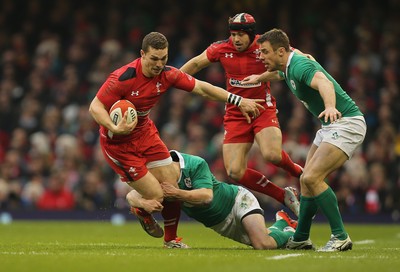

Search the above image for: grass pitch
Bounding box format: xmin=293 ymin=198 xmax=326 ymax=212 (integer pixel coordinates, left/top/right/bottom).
xmin=0 ymin=220 xmax=399 ymax=272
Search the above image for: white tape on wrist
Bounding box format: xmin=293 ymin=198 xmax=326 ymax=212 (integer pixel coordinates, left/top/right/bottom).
xmin=227 ymin=93 xmax=242 ymax=106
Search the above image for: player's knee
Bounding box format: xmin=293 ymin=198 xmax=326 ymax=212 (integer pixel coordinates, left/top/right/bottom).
xmin=126 ymin=190 xmax=164 ymax=204
xmin=300 ymin=171 xmax=320 ymax=188
xmin=125 ymin=191 xmax=135 ymax=206
xmin=262 ymin=150 xmax=282 ymax=164
xmin=154 ymin=195 xmax=164 ymax=203
xmin=226 ymin=166 xmax=245 ymax=181
xmin=151 ymin=192 xmax=164 ymax=203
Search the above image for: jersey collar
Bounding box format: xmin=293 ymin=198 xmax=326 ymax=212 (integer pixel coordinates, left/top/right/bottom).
xmin=169 ymin=150 xmax=185 ymax=168
xmin=286 ymin=51 xmax=295 ymax=76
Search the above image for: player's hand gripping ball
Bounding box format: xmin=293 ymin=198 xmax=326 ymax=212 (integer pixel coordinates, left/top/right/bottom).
xmin=108 ymin=100 xmax=138 ymax=138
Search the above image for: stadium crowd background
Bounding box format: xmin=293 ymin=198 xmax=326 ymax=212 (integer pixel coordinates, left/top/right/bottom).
xmin=0 ymin=0 xmax=399 ymax=220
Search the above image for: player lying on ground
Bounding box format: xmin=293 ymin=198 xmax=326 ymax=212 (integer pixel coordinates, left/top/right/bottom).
xmin=127 ymin=150 xmax=298 ymax=249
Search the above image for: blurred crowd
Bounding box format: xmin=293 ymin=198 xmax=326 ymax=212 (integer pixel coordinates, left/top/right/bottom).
xmin=0 ymin=0 xmax=399 ymax=219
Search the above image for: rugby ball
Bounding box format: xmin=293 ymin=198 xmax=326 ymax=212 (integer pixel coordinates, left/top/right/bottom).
xmin=108 ymin=100 xmax=138 ymax=138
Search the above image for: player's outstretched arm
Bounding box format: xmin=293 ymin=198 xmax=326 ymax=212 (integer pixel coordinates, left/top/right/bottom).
xmin=192 ymin=80 xmax=265 ymax=123
xmin=161 ymin=182 xmax=213 ymax=206
xmin=242 ymin=71 xmax=283 ymax=84
xmin=238 ymin=98 xmax=265 ymax=123
xmin=180 ymin=50 xmax=211 ymax=75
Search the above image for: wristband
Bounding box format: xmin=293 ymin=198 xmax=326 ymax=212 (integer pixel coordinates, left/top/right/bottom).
xmin=227 ymin=93 xmax=242 ymax=106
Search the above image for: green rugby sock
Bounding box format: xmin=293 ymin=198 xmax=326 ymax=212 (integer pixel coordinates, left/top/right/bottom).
xmin=270 ymin=218 xmax=288 ymax=231
xmin=268 ymin=228 xmax=294 ymax=248
xmin=314 ymin=187 xmax=347 ymax=240
xmin=293 ymin=195 xmax=318 ymax=242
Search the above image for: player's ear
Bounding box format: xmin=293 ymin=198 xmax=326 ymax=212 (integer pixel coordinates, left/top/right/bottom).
xmin=278 ymin=47 xmax=285 ymax=56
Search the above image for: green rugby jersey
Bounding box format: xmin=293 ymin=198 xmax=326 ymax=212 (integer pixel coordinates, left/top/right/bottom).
xmin=172 ymin=151 xmax=239 ymax=227
xmin=279 ymin=53 xmax=363 ymax=125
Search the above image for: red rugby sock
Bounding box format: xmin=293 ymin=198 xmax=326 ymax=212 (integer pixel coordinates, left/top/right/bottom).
xmin=238 ymin=168 xmax=285 ymax=203
xmin=134 ymin=207 xmax=150 ymax=217
xmin=275 ymin=150 xmax=303 ymax=178
xmin=161 ymin=200 xmax=182 ymax=242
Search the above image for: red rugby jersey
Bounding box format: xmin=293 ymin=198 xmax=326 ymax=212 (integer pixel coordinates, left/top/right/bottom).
xmin=96 ymin=58 xmax=196 ymax=137
xmin=206 ymin=34 xmax=276 ymax=116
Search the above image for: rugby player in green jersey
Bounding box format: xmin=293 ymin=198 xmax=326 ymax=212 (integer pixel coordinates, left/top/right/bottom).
xmin=242 ymin=28 xmax=366 ymax=252
xmin=127 ymin=150 xmax=298 ymax=250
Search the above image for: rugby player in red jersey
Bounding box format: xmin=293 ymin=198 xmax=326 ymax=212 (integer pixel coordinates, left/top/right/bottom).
xmin=89 ymin=32 xmax=264 ymax=248
xmin=180 ymin=13 xmax=305 ymax=217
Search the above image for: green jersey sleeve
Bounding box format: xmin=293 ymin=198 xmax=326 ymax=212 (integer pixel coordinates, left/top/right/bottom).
xmin=177 ymin=152 xmax=238 ymax=227
xmin=284 ymin=53 xmax=363 ymax=124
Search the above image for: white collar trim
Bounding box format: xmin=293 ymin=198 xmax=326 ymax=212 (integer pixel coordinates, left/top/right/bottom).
xmin=286 ymin=51 xmax=295 ymax=75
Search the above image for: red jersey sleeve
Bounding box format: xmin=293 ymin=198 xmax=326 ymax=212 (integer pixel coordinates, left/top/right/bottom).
xmin=164 ymin=66 xmax=196 ymax=92
xmin=96 ymin=72 xmax=129 ymax=110
xmin=206 ymin=40 xmax=227 ymax=62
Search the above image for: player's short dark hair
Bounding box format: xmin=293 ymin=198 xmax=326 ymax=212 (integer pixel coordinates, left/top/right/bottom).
xmin=142 ymin=32 xmax=169 ymax=52
xmin=257 ymin=28 xmax=290 ymax=51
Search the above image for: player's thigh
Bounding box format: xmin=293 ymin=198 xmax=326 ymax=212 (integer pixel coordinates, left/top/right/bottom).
xmin=304 ymin=142 xmax=348 ymax=182
xmin=222 ymin=142 xmax=252 ymax=172
xmin=304 ymin=144 xmax=318 ymax=169
xmin=127 ymin=171 xmax=164 ymax=201
xmin=255 ymin=126 xmax=283 ymax=157
xmin=242 ymin=214 xmax=276 ymax=249
xmin=149 ymin=163 xmax=180 ymax=186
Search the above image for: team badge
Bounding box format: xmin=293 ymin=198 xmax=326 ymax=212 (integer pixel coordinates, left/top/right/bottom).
xmin=156 ymin=82 xmax=162 ymax=95
xmin=253 ymin=48 xmax=261 ymax=61
xmin=184 ymin=177 xmax=192 ymax=188
xmin=332 ymin=131 xmax=339 ymax=140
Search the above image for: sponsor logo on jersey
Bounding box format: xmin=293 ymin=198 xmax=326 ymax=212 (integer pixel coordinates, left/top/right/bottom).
xmin=229 ymin=78 xmax=262 ymax=88
xmin=131 ymin=90 xmax=139 ymax=96
xmin=225 ymin=53 xmax=234 ymax=58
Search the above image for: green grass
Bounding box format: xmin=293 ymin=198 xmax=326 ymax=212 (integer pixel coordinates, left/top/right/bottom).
xmin=0 ymin=220 xmax=399 ymax=272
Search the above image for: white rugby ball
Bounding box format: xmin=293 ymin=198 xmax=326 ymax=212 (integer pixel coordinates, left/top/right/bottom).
xmin=108 ymin=100 xmax=138 ymax=138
